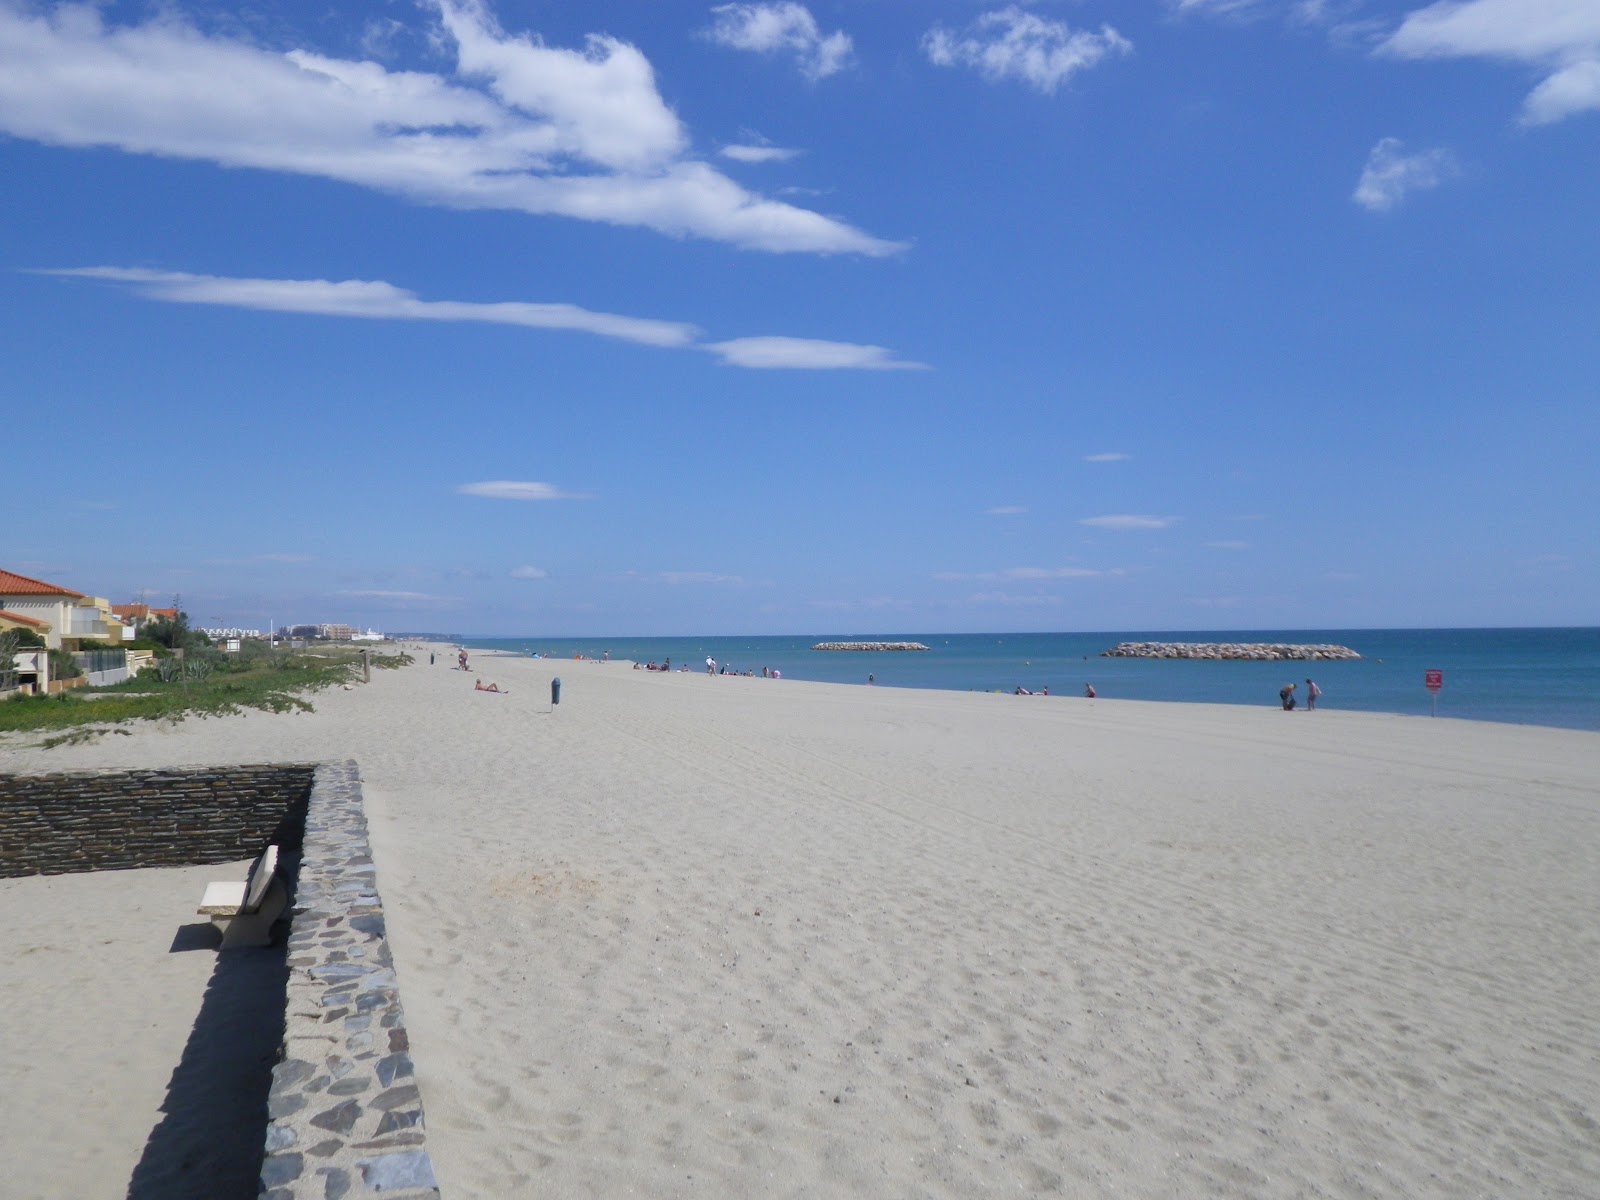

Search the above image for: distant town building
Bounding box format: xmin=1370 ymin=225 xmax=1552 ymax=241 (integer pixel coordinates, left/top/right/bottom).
xmin=112 ymin=603 xmax=179 ymax=636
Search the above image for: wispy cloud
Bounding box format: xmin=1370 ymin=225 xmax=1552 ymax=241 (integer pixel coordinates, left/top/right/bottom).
xmin=43 ymin=267 xmax=922 ymax=370
xmin=721 ymin=142 xmax=802 ymax=164
xmin=1379 ymin=0 xmax=1600 ymax=125
xmin=1353 ymin=137 xmax=1458 ymax=211
xmin=934 ymin=566 xmax=1120 ymax=581
xmin=0 ymin=1 xmax=898 ymax=254
xmin=1005 ymin=566 xmax=1119 ymax=580
xmin=1083 ymin=451 xmax=1129 ymax=463
xmin=605 ymin=569 xmax=753 ymax=586
xmin=44 ymin=267 xmax=698 ymax=348
xmin=985 ymin=505 xmax=1028 ymax=516
xmin=335 ymin=589 xmax=452 ymax=603
xmin=965 ymin=591 xmax=1062 ymax=607
xmin=657 ymin=571 xmax=748 ymax=586
xmin=705 ymin=336 xmax=926 ymax=370
xmin=509 ymin=565 xmax=547 ymax=579
xmin=204 ymin=553 xmax=318 ymax=566
xmin=805 ymin=595 xmax=906 ymax=611
xmin=1079 ymin=514 xmax=1176 ymax=530
xmin=704 ymin=3 xmax=853 ymax=81
xmin=1526 ymin=553 xmax=1572 ymax=571
xmin=458 ymin=481 xmax=588 ymax=501
xmin=923 ymin=7 xmax=1131 ymax=94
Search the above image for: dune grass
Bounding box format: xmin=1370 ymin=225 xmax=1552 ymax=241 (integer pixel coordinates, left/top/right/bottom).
xmin=1 ymin=647 xmax=411 ymax=746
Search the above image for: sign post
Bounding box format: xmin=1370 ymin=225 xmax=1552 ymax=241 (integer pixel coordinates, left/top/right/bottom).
xmin=1424 ymin=669 xmax=1443 ymax=717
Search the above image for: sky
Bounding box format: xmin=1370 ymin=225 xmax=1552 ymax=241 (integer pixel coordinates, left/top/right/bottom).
xmin=3 ymin=0 xmax=1596 ymax=636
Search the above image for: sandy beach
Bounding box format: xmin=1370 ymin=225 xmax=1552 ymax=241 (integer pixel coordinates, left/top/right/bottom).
xmin=3 ymin=647 xmax=1597 ymax=1199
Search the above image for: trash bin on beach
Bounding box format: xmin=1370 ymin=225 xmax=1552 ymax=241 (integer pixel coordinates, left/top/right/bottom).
xmin=551 ymin=677 xmax=561 ymax=706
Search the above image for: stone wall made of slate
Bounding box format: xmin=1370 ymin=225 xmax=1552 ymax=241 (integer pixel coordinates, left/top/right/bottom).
xmin=0 ymin=765 xmax=315 ymax=878
xmin=261 ymin=760 xmax=442 ymax=1200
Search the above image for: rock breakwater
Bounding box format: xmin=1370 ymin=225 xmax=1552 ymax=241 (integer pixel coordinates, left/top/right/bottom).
xmin=1102 ymin=642 xmax=1360 ymax=661
xmin=811 ymin=641 xmax=931 ymax=652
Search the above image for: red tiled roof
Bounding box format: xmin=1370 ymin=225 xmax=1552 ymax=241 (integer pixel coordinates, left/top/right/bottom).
xmin=0 ymin=608 xmax=51 ymax=630
xmin=0 ymin=568 xmax=85 ymax=598
xmin=113 ymin=603 xmax=179 ymax=621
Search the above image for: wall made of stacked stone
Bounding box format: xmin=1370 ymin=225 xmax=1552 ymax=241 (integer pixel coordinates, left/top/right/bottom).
xmin=0 ymin=765 xmax=314 ymax=878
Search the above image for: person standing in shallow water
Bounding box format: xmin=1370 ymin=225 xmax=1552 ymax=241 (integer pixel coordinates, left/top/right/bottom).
xmin=1305 ymin=678 xmax=1321 ymax=710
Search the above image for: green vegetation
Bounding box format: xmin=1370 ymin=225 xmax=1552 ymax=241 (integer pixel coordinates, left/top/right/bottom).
xmin=0 ymin=643 xmax=411 ymax=745
xmin=142 ymin=597 xmax=213 ymax=651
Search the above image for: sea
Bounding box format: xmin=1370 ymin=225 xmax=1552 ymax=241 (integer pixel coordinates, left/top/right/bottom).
xmin=461 ymin=628 xmax=1600 ymax=733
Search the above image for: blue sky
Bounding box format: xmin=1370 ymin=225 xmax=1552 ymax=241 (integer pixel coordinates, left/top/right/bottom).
xmin=4 ymin=0 xmax=1596 ymax=636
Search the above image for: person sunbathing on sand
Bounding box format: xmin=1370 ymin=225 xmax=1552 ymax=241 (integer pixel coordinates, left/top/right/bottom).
xmin=474 ymin=680 xmax=506 ymax=693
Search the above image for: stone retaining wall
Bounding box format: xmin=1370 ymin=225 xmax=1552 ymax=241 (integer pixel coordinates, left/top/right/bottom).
xmin=0 ymin=760 xmax=441 ymax=1196
xmin=0 ymin=764 xmax=315 ymax=878
xmin=261 ymin=761 xmax=441 ymax=1200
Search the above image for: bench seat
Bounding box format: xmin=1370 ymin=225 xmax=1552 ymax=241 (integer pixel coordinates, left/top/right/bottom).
xmin=199 ymin=845 xmax=288 ymax=948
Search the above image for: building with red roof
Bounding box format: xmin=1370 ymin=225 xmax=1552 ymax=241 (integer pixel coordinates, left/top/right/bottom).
xmin=0 ymin=568 xmax=127 ymax=649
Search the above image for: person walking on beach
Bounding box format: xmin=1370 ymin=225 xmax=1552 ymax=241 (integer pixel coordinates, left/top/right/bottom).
xmin=458 ymin=648 xmax=469 ymax=672
xmin=1305 ymin=678 xmax=1321 ymax=710
xmin=706 ymin=656 xmax=716 ymax=675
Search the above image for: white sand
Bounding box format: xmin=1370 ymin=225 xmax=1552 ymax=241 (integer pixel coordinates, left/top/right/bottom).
xmin=3 ymin=648 xmax=1597 ymax=1198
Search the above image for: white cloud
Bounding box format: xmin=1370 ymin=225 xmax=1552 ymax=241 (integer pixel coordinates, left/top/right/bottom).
xmin=658 ymin=571 xmax=747 ymax=586
xmin=923 ymin=7 xmax=1131 ymax=94
xmin=0 ymin=0 xmax=899 ymax=254
xmin=934 ymin=566 xmax=1119 ymax=581
xmin=509 ymin=565 xmax=547 ymax=579
xmin=458 ymin=481 xmax=588 ymax=501
xmin=46 ymin=266 xmax=922 ymax=369
xmin=704 ymin=3 xmax=853 ymax=80
xmin=1083 ymin=451 xmax=1130 ymax=462
xmin=1079 ymin=514 xmax=1175 ymax=530
xmin=721 ymin=142 xmax=801 ymax=163
xmin=966 ymin=591 xmax=1061 ymax=607
xmin=985 ymin=505 xmax=1028 ymax=515
xmin=205 ymin=553 xmax=318 ymax=566
xmin=46 ymin=267 xmax=699 ymax=347
xmin=705 ymin=336 xmax=927 ymax=370
xmin=1352 ymin=137 xmax=1459 ymax=211
xmin=1168 ymin=0 xmax=1264 ymax=15
xmin=1379 ymin=0 xmax=1600 ymax=124
xmin=1523 ymin=59 xmax=1600 ymax=124
xmin=1004 ymin=566 xmax=1116 ymax=579
xmin=335 ymin=589 xmax=452 ymax=603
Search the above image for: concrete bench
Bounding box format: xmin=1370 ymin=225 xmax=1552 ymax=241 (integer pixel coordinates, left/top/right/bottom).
xmin=198 ymin=845 xmax=288 ymax=948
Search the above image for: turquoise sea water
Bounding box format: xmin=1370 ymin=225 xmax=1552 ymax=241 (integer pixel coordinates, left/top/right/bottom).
xmin=462 ymin=628 xmax=1600 ymax=732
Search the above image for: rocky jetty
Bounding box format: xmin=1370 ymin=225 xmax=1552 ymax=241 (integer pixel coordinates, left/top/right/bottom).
xmin=1102 ymin=642 xmax=1360 ymax=661
xmin=811 ymin=641 xmax=931 ymax=652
